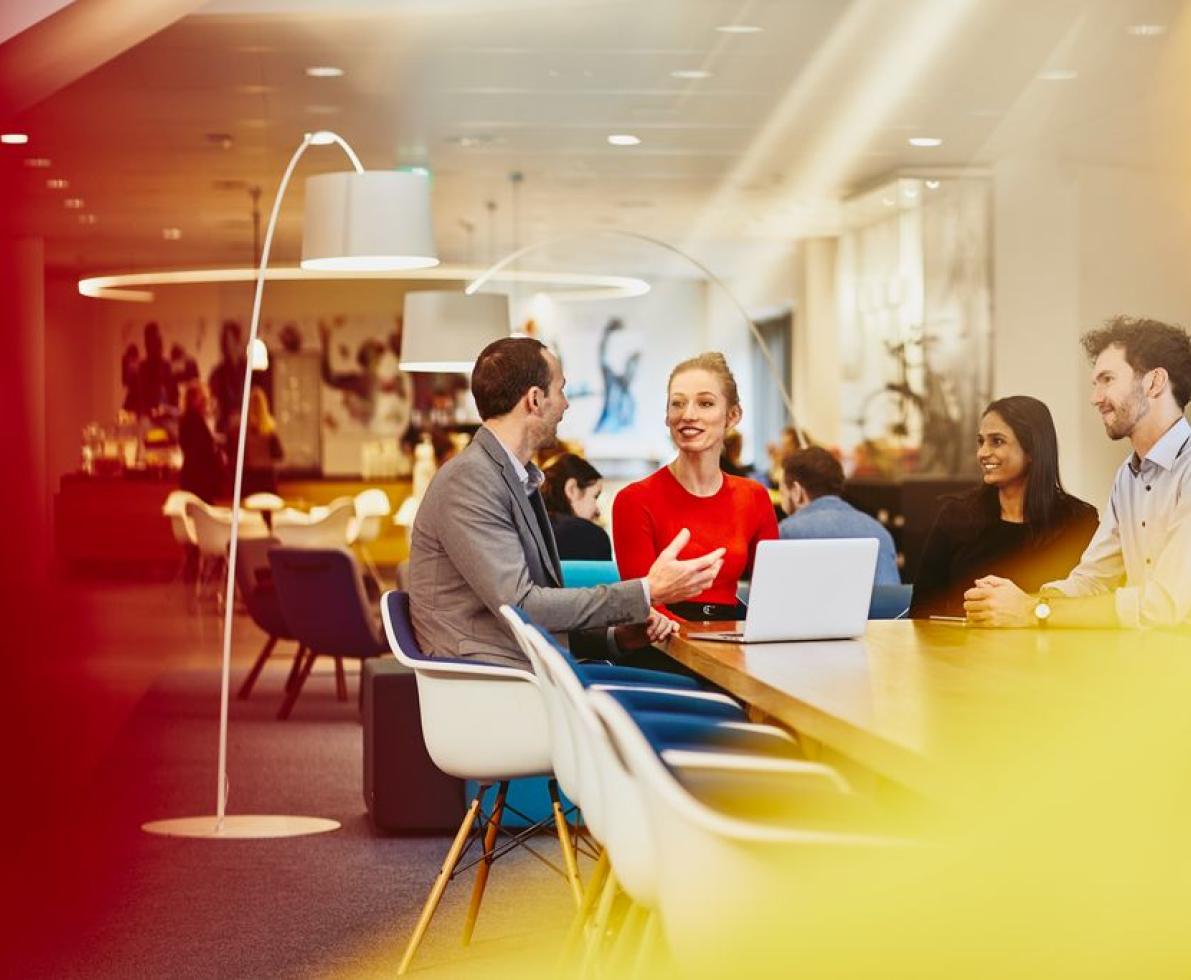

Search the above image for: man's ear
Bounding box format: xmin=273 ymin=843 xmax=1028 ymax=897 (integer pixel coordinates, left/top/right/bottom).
xmin=1146 ymin=366 xmax=1170 ymax=400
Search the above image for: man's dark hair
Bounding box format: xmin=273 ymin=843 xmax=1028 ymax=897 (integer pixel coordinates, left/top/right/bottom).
xmin=782 ymin=446 xmax=844 ymax=499
xmin=1081 ymin=315 xmax=1191 ymax=409
xmin=471 ymin=336 xmax=550 ymax=420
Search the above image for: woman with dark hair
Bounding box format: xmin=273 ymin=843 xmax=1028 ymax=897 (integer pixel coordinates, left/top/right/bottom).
xmin=178 ymin=381 xmax=224 ymax=503
xmin=541 ymin=452 xmax=613 ymax=560
xmin=909 ymin=395 xmax=1099 ymax=617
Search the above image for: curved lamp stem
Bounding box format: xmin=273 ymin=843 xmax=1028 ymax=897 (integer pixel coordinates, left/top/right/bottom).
xmin=216 ymin=131 xmax=361 ymax=829
xmin=465 ymin=230 xmax=800 ymax=434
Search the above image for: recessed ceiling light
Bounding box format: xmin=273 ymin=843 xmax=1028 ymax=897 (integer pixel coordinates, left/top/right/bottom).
xmin=1126 ymin=23 xmax=1166 ymax=36
xmin=715 ymin=24 xmax=763 ymax=34
xmin=670 ymin=69 xmax=712 ymax=80
xmin=1 ymin=133 xmax=30 ymax=144
xmin=24 ymin=157 xmax=51 ymax=168
xmin=925 ymin=179 xmax=941 ymax=190
xmin=63 ymin=197 xmax=84 ymax=209
xmin=607 ymin=134 xmax=641 ymax=146
xmin=78 ymin=214 xmax=98 ymax=225
xmin=305 ymin=66 xmax=344 ymax=78
xmin=162 ymin=227 xmax=182 ymax=240
xmin=46 ymin=178 xmax=69 ymax=189
xmin=1038 ymin=69 xmax=1078 ymax=81
xmin=908 ymin=137 xmax=943 ymax=147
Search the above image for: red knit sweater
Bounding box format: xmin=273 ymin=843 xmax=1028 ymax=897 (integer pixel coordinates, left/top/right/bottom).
xmin=612 ymin=466 xmax=778 ymax=609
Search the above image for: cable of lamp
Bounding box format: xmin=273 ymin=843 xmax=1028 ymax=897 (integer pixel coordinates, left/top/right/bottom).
xmin=464 ymin=229 xmax=800 ymax=434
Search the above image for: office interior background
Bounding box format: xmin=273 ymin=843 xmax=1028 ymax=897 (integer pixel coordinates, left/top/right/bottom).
xmin=2 ymin=0 xmax=1191 ymax=975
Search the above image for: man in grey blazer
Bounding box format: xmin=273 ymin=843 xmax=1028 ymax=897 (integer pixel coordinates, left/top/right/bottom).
xmin=409 ymin=336 xmax=725 ymax=667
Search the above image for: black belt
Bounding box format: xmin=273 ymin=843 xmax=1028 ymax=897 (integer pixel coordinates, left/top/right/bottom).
xmin=667 ymin=601 xmax=747 ymax=622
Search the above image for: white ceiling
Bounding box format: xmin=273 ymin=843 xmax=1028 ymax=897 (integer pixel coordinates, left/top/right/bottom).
xmin=3 ymin=0 xmax=1190 ymax=279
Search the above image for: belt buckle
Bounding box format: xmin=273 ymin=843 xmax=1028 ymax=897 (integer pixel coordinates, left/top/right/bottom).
xmin=702 ymin=603 xmax=714 ymax=618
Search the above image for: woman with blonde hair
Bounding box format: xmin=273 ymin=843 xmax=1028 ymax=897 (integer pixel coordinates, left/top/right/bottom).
xmin=613 ymin=352 xmax=777 ymax=620
xmin=233 ymin=385 xmax=284 ymax=495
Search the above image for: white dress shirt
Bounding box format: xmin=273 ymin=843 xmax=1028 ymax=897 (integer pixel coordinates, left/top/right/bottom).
xmin=1044 ymin=415 xmax=1191 ymax=628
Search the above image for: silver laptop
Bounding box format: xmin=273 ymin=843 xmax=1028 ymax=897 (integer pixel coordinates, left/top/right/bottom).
xmin=688 ymin=538 xmax=878 ymax=643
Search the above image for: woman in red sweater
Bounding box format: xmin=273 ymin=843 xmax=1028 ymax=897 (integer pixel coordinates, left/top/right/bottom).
xmin=613 ymin=352 xmax=777 ymax=621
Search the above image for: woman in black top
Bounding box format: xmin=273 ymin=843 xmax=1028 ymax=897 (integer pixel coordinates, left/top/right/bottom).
xmin=541 ymin=453 xmax=613 ymax=561
xmin=178 ymin=381 xmax=224 ymax=503
xmin=910 ymin=395 xmax=1099 ymax=618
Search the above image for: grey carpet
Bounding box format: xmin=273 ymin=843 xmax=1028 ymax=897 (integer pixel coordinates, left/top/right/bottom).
xmin=12 ymin=662 xmax=575 ymax=979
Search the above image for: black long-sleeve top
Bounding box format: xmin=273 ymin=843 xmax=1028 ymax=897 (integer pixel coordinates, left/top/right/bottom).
xmin=909 ymin=489 xmax=1100 ymax=618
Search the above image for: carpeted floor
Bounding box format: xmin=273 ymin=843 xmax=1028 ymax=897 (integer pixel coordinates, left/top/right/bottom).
xmin=4 ymin=581 xmax=580 ymax=979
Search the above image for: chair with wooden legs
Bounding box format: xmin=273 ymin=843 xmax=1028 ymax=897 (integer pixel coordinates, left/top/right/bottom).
xmin=380 ymin=590 xmax=583 ymax=975
xmin=268 ymin=548 xmax=388 ymax=719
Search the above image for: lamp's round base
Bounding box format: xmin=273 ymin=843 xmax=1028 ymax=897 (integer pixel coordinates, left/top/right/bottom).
xmin=141 ymin=815 xmax=341 ymax=839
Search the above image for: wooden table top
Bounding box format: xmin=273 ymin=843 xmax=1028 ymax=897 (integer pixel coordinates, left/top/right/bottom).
xmin=665 ymin=621 xmax=1191 ymax=798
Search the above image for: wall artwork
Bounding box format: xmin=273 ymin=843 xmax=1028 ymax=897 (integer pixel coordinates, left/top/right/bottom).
xmin=116 ymin=311 xmax=418 ymax=476
xmin=524 ymin=279 xmax=705 ymax=474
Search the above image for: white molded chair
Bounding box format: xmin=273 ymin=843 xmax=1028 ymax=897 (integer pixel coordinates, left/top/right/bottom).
xmin=272 ymin=497 xmax=354 ymax=548
xmin=162 ymin=489 xmax=202 ymax=548
xmin=380 ymin=589 xmax=582 ymax=975
xmin=588 ymin=689 xmax=914 ymax=976
xmin=352 ymin=487 xmax=392 ymax=543
xmin=183 ymin=499 xmax=266 ymax=608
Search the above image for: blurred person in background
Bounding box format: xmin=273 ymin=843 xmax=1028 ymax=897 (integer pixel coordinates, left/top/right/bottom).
xmin=178 ymin=381 xmax=223 ymax=504
xmin=208 ymin=319 xmax=247 ymax=436
xmin=911 ymin=395 xmax=1098 ymax=618
xmin=134 ymin=321 xmax=178 ymax=418
xmin=541 ymin=452 xmax=612 ymax=560
xmin=231 ymin=386 xmax=284 ymax=496
xmin=779 ymin=446 xmax=900 ymax=586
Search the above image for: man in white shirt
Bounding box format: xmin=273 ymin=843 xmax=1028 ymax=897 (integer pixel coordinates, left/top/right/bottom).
xmin=964 ymin=316 xmax=1191 ymax=629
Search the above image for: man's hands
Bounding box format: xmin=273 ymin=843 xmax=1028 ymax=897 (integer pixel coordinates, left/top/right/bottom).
xmin=645 ymin=528 xmax=726 ymax=606
xmin=614 ymin=608 xmax=680 ymax=651
xmin=963 ymin=575 xmax=1033 ymax=627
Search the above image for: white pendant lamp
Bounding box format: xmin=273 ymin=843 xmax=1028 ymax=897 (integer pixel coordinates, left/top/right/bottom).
xmin=302 ymin=171 xmax=438 ymax=271
xmin=400 ymin=290 xmax=510 ymax=373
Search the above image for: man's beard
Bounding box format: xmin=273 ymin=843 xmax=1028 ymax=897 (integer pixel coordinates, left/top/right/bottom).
xmin=1103 ymin=385 xmax=1148 ymax=440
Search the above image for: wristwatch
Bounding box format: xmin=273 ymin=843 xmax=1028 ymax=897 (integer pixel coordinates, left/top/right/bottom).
xmin=1032 ymin=598 xmax=1052 ymax=627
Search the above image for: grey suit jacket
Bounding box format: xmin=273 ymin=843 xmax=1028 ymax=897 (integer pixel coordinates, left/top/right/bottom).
xmin=408 ymin=426 xmax=649 ymax=667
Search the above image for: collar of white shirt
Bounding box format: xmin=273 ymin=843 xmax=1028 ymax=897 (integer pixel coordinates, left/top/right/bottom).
xmin=1129 ymin=415 xmax=1191 ymax=475
xmin=487 ymin=427 xmax=545 ymax=495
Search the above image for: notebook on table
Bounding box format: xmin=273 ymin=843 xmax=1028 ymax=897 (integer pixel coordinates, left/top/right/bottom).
xmin=688 ymin=538 xmax=878 ymax=643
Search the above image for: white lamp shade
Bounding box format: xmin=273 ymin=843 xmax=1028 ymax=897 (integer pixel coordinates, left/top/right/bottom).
xmin=400 ymin=290 xmax=510 ymax=373
xmin=301 ymin=171 xmax=438 ymax=271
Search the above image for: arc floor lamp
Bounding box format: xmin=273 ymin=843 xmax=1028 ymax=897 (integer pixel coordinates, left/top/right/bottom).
xmin=143 ymin=130 xmax=438 ymax=839
xmin=399 ymin=230 xmax=800 ymax=434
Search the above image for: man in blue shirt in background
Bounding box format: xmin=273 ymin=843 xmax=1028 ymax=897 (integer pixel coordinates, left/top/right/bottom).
xmin=778 ymin=446 xmax=901 ymax=585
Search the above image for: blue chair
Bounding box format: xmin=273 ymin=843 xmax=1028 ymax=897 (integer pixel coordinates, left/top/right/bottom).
xmin=560 ymin=559 xmax=620 ymax=588
xmin=868 ymin=584 xmax=913 ymax=620
xmin=268 ymin=547 xmax=389 ymax=719
xmin=233 ymin=535 xmax=303 ymax=699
